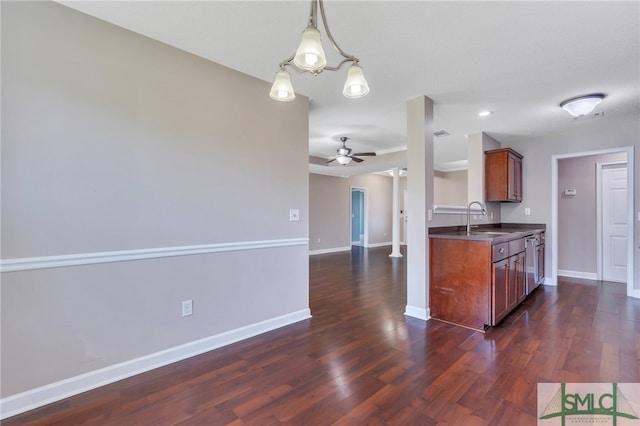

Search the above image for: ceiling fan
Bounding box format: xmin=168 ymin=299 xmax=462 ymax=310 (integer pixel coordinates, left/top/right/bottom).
xmin=327 ymin=137 xmax=377 ymax=165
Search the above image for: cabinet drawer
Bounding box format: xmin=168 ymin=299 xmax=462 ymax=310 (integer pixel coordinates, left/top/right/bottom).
xmin=509 ymin=238 xmax=525 ymax=254
xmin=493 ymin=242 xmax=509 ymax=262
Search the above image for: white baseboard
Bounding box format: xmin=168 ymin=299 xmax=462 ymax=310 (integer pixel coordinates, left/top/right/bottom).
xmin=558 ymin=269 xmax=598 ymax=280
xmin=309 ymin=246 xmax=351 ymax=256
xmin=367 ymin=242 xmax=391 ymax=248
xmin=542 ymin=277 xmax=555 ymax=286
xmin=0 ymin=309 xmax=311 ymax=420
xmin=632 ymin=289 xmax=640 ymax=299
xmin=404 ymin=305 xmax=430 ymax=321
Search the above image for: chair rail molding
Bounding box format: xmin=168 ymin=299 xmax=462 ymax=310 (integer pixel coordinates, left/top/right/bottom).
xmin=1 ymin=238 xmax=310 ymax=273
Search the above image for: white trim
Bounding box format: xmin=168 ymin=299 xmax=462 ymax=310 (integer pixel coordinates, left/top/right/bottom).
xmin=404 ymin=305 xmax=430 ymax=321
xmin=309 ymin=246 xmax=351 ymax=256
xmin=557 ymin=269 xmax=599 ymax=281
xmin=0 ymin=238 xmax=309 ymax=273
xmin=0 ymin=308 xmax=311 ymax=420
xmin=634 ymin=289 xmax=640 ymax=298
xmin=543 ymin=277 xmax=555 ymax=286
xmin=433 ymin=205 xmax=484 ymax=215
xmin=376 ymin=145 xmax=407 ymax=156
xmin=367 ymin=242 xmax=392 ymax=248
xmin=551 ymin=146 xmax=635 ymax=298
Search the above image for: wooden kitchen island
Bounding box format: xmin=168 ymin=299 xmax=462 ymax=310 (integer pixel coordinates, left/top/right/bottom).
xmin=429 ymin=224 xmax=545 ymax=332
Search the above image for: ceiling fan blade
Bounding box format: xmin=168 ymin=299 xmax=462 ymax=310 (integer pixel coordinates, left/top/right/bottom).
xmin=351 ymin=156 xmax=364 ymax=163
xmin=326 ymin=158 xmax=336 ymax=164
xmin=353 ymin=152 xmax=376 ymax=157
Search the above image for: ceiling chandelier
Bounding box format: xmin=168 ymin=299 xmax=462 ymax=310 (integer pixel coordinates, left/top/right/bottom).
xmin=560 ymin=94 xmax=605 ymax=117
xmin=269 ymin=0 xmax=370 ymax=102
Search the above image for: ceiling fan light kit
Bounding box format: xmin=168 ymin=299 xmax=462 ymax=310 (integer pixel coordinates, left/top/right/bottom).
xmin=560 ymin=94 xmax=605 ymax=117
xmin=336 ymin=156 xmax=352 ymax=165
xmin=327 ymin=136 xmax=376 ymax=166
xmin=270 ymin=0 xmax=369 ymax=102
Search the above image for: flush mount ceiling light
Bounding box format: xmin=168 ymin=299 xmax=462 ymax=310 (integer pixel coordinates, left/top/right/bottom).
xmin=560 ymin=94 xmax=605 ymax=117
xmin=477 ymin=111 xmax=493 ymax=117
xmin=269 ymin=0 xmax=369 ymax=102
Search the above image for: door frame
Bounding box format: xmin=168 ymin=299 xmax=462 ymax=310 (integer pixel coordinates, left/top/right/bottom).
xmin=551 ymin=145 xmax=635 ymax=297
xmin=596 ymin=161 xmax=628 ymax=281
xmin=349 ymin=187 xmax=369 ymax=247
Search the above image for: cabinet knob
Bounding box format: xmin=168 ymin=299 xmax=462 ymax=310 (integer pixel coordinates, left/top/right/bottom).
xmin=499 ymin=248 xmax=505 ymax=254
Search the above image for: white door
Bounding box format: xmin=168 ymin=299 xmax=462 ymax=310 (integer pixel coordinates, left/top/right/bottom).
xmin=601 ymin=164 xmax=628 ymax=283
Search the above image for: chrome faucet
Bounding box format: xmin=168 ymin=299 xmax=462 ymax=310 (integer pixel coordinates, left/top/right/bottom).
xmin=467 ymin=201 xmax=487 ymax=235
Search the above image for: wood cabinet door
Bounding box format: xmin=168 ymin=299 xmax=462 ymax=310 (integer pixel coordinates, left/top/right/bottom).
xmin=492 ymin=258 xmax=509 ymax=325
xmin=507 ymin=153 xmax=523 ymax=201
xmin=513 ymin=251 xmax=526 ymax=304
xmin=514 ymin=156 xmax=523 ymax=201
xmin=506 ymin=255 xmax=518 ymax=310
xmin=485 ymin=148 xmax=523 ymax=203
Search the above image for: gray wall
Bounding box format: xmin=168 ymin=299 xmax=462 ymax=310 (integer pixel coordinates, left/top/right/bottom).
xmin=309 ymin=174 xmax=350 ymax=251
xmin=1 ymin=1 xmax=309 ymax=397
xmin=309 ymin=173 xmax=399 ymax=252
xmin=558 ymin=153 xmax=627 ymax=275
xmin=503 ymin=115 xmax=639 ymax=289
xmin=434 ymin=170 xmax=467 ymax=206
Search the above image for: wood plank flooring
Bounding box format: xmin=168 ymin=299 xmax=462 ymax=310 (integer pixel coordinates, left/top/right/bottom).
xmin=5 ymin=246 xmax=639 ymax=425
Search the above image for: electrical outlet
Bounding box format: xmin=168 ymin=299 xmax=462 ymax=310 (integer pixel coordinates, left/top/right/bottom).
xmin=182 ymin=300 xmax=193 ymax=317
xmin=317 ymin=238 xmax=321 ymax=243
xmin=524 ymin=208 xmax=531 ymax=216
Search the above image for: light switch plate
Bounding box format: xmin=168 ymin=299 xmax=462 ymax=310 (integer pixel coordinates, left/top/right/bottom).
xmin=524 ymin=208 xmax=531 ymax=216
xmin=289 ymin=209 xmax=300 ymax=222
xmin=182 ymin=300 xmax=193 ymax=317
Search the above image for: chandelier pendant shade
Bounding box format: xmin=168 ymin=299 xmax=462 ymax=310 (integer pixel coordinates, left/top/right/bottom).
xmin=294 ymin=26 xmax=327 ymax=71
xmin=269 ymin=68 xmax=296 ymax=102
xmin=270 ymin=0 xmax=369 ymax=101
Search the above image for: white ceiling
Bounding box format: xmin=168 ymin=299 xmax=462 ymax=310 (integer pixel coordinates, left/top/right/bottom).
xmin=60 ymin=1 xmax=639 ymax=176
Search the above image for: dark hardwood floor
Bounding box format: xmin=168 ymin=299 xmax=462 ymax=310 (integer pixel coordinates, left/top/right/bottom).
xmin=5 ymin=246 xmax=639 ymax=425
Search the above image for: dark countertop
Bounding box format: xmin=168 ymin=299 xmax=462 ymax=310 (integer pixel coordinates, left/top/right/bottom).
xmin=429 ymin=223 xmax=546 ymax=243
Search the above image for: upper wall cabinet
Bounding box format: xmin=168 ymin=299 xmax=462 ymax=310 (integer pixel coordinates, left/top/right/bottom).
xmin=485 ymin=148 xmax=523 ymax=202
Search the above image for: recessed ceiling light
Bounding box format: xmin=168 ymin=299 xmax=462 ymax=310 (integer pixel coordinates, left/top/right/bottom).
xmin=477 ymin=111 xmax=493 ymax=117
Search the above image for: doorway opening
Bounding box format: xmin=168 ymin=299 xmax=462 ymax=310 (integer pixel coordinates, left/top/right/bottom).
xmin=551 ymin=146 xmax=634 ymax=297
xmin=350 ymin=187 xmax=368 ymax=247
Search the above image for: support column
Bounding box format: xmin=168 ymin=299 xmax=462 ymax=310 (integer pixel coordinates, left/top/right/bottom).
xmin=389 ymin=167 xmax=403 ymax=258
xmin=405 ymin=96 xmax=434 ymax=321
